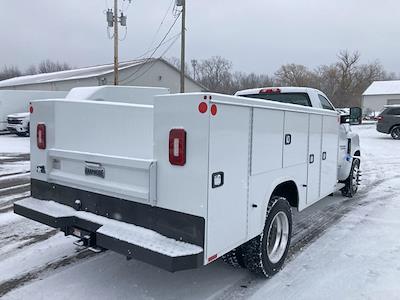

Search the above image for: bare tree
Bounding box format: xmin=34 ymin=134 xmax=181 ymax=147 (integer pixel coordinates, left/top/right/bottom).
xmin=197 ymin=56 xmax=233 ymax=93
xmin=38 ymin=59 xmax=71 ymax=74
xmin=176 ymin=52 xmax=396 ymax=106
xmin=230 ymin=72 xmax=274 ymax=94
xmin=165 ymin=57 xmax=190 ymax=76
xmin=275 ymin=64 xmax=316 ymax=87
xmin=25 ymin=65 xmax=38 ymax=75
xmin=0 ymin=65 xmax=22 ymax=81
xmin=315 ymin=64 xmax=340 ymax=102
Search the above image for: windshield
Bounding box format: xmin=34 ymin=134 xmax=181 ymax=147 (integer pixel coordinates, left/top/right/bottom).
xmin=240 ymin=93 xmax=312 ymax=107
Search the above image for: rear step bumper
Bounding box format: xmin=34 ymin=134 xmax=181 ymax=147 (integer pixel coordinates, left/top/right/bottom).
xmin=14 ymin=198 xmax=204 ymax=272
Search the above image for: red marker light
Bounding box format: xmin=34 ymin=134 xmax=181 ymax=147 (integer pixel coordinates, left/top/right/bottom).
xmin=29 ymin=105 xmax=33 ymax=114
xmin=259 ymin=88 xmax=281 ymax=94
xmin=169 ymin=129 xmax=186 ymax=166
xmin=211 ymin=104 xmax=217 ymax=116
xmin=198 ymin=102 xmax=208 ymax=114
xmin=37 ymin=124 xmax=46 ymax=150
xmin=208 ymin=254 xmax=218 ymax=263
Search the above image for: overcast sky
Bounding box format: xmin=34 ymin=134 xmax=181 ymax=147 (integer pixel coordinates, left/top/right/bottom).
xmin=1 ymin=0 xmax=399 ymax=75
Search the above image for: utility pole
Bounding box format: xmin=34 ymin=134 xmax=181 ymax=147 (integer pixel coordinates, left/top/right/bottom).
xmin=106 ymin=0 xmax=129 ymax=85
xmin=180 ymin=0 xmax=186 ymax=93
xmin=114 ymin=0 xmax=119 ymax=85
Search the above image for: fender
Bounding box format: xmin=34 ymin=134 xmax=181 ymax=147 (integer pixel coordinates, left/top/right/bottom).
xmin=260 ymin=176 xmax=301 ymax=230
xmin=338 ymin=127 xmax=361 ymax=181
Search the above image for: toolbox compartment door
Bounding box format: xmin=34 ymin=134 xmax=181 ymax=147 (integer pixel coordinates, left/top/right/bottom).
xmin=307 ymin=114 xmax=323 ymax=205
xmin=320 ymin=115 xmax=339 ymax=198
xmin=207 ymin=104 xmax=250 ymax=258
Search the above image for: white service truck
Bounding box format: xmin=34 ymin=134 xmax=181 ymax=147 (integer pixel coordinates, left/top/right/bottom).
xmin=14 ymin=86 xmax=361 ymax=277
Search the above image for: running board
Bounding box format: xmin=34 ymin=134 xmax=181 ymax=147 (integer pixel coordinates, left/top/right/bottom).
xmin=14 ymin=198 xmax=204 ymax=272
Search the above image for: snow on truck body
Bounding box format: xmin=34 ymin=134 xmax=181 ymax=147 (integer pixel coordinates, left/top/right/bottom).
xmin=14 ymin=86 xmax=361 ymax=275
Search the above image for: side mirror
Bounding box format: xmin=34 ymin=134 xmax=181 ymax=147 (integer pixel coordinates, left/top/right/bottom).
xmin=339 ymin=107 xmax=362 ymax=125
xmin=349 ymin=107 xmax=362 ymax=125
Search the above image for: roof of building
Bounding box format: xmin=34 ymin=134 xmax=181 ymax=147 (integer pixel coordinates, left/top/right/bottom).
xmin=363 ymin=80 xmax=400 ymax=96
xmin=0 ymin=58 xmax=205 ymax=90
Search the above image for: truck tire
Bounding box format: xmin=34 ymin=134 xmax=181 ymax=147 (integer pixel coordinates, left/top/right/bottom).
xmin=241 ymin=196 xmax=292 ymax=277
xmin=341 ymin=158 xmax=360 ymax=197
xmin=222 ymin=247 xmax=246 ymax=268
xmin=391 ymin=126 xmax=400 ymax=140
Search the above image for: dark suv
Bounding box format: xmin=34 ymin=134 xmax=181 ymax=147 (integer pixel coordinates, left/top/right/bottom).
xmin=376 ymin=106 xmax=400 ymax=139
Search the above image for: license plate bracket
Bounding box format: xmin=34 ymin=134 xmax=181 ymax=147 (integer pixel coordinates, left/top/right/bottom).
xmin=84 ymin=162 xmax=105 ymax=178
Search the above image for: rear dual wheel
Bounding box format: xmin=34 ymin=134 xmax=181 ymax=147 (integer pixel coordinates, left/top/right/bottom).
xmin=223 ymin=197 xmax=292 ymax=277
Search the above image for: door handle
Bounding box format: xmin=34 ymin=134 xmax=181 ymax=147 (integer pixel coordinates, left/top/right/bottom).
xmin=285 ymin=134 xmax=292 ymax=145
xmin=212 ymin=172 xmax=224 ymax=188
xmin=309 ymin=154 xmax=314 ymax=164
xmin=322 ymin=152 xmax=327 ymax=160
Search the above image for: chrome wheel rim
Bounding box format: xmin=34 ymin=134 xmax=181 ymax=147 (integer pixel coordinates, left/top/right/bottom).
xmin=267 ymin=211 xmax=289 ymax=264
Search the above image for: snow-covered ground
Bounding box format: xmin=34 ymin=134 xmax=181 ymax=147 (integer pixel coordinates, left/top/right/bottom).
xmin=0 ymin=135 xmax=30 ymax=154
xmin=1 ymin=125 xmax=400 ymax=299
xmin=0 ymin=135 xmax=30 ymax=177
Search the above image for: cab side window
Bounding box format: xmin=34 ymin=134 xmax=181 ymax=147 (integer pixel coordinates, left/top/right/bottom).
xmin=318 ymin=95 xmax=335 ymax=111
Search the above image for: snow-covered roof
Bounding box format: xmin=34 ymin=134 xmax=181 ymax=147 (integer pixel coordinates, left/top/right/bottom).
xmin=0 ymin=59 xmax=152 ymax=88
xmin=362 ymin=80 xmax=400 ymax=96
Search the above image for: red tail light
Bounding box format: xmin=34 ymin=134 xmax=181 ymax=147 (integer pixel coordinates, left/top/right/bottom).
xmin=37 ymin=124 xmax=46 ymax=150
xmin=260 ymin=88 xmax=281 ymax=94
xmin=169 ymin=129 xmax=186 ymax=166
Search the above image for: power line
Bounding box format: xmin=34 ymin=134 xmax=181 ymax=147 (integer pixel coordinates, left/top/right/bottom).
xmin=119 ymin=27 xmax=128 ymax=41
xmin=146 ymin=0 xmax=175 ymax=51
xmin=119 ymin=10 xmax=182 ymax=84
xmin=125 ymin=33 xmax=181 ymax=83
xmin=135 ymin=32 xmax=181 ymax=59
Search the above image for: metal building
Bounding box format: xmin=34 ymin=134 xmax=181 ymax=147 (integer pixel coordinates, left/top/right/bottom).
xmin=0 ymin=59 xmax=206 ymax=94
xmin=362 ymin=80 xmax=400 ymax=114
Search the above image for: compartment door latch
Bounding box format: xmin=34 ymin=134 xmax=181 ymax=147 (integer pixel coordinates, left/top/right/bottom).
xmin=212 ymin=172 xmax=224 ymax=188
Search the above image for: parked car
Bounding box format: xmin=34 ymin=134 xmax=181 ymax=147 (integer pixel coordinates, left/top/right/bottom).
xmin=0 ymin=90 xmax=67 ymax=132
xmin=14 ymin=86 xmax=362 ymax=277
xmin=7 ymin=112 xmax=30 ymax=136
xmin=376 ymin=105 xmax=400 ymax=139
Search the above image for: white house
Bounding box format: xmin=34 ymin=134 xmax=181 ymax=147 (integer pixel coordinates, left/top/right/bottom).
xmin=362 ymin=80 xmax=400 ymax=114
xmin=0 ymin=59 xmax=206 ymax=94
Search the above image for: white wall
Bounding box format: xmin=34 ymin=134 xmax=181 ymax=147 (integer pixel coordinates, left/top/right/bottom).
xmin=121 ymin=60 xmax=204 ymax=93
xmin=362 ymin=94 xmax=400 ymax=113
